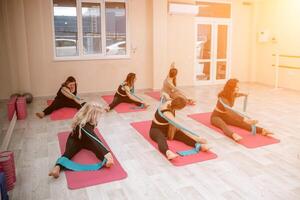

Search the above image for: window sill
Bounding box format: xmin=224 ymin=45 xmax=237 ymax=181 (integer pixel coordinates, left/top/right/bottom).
xmin=53 ymin=54 xmax=131 ymax=62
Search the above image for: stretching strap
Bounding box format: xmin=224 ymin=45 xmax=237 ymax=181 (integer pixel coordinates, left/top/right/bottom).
xmin=157 ymin=97 xmax=202 ymax=156
xmin=177 ymin=143 xmax=201 ymax=157
xmin=218 ymin=98 xmax=256 ymax=135
xmin=56 ymin=128 xmax=109 ymax=171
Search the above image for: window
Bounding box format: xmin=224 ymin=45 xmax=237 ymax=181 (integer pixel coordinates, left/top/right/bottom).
xmin=52 ymin=0 xmax=128 ymax=60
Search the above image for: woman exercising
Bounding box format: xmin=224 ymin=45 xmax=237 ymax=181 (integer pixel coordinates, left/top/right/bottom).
xmin=36 ymin=76 xmax=85 ymax=118
xmin=162 ymin=63 xmax=195 ymax=105
xmin=210 ymin=79 xmax=273 ymax=142
xmin=106 ymin=73 xmax=148 ymax=111
xmin=149 ymin=95 xmax=209 ymax=160
xmin=49 ymin=102 xmax=114 ymax=178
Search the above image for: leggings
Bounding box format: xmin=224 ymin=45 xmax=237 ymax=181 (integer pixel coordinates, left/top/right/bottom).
xmin=149 ymin=127 xmax=196 ymax=154
xmin=43 ymin=98 xmax=85 ymax=115
xmin=210 ymin=111 xmax=263 ymax=137
xmin=109 ymin=94 xmax=142 ymax=110
xmin=57 ymin=131 xmax=109 ymax=168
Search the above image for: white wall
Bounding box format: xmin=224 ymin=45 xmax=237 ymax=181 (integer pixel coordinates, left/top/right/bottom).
xmin=253 ymin=0 xmax=300 ymax=90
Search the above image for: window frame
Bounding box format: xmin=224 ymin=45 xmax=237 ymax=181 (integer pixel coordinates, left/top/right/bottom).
xmin=50 ymin=0 xmax=130 ymax=61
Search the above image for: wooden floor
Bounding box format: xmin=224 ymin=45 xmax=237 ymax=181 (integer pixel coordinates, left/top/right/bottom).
xmin=1 ymin=83 xmax=300 ymax=200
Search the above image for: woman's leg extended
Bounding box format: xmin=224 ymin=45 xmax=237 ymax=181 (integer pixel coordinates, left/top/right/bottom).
xmin=82 ymin=132 xmax=110 ymax=161
xmin=173 ymin=130 xmax=196 ymax=147
xmin=123 ymin=96 xmax=143 ymax=107
xmin=149 ymin=127 xmax=169 ymax=154
xmin=223 ymin=112 xmax=263 ymax=133
xmin=43 ymin=99 xmax=64 ymax=115
xmin=63 ymin=98 xmax=82 ymax=110
xmin=108 ymin=95 xmax=122 ymax=110
xmin=211 ymin=115 xmax=234 ymax=137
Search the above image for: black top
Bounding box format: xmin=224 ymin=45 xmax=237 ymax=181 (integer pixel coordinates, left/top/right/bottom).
xmin=55 ymin=86 xmax=76 ymax=100
xmin=71 ymin=122 xmax=96 ymax=139
xmin=117 ymin=84 xmax=127 ymax=96
xmin=151 ymin=109 xmax=175 ymax=132
xmin=216 ymin=97 xmax=235 ymax=112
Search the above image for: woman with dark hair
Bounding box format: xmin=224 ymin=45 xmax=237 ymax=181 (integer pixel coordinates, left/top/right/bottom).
xmin=36 ymin=76 xmax=85 ymax=119
xmin=106 ymin=73 xmax=148 ymax=111
xmin=162 ymin=63 xmax=195 ymax=105
xmin=210 ymin=79 xmax=273 ymax=142
xmin=150 ymin=96 xmax=209 ymax=160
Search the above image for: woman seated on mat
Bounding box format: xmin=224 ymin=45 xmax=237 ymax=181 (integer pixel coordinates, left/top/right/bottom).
xmin=36 ymin=76 xmax=85 ymax=119
xmin=211 ymin=79 xmax=273 ymax=142
xmin=150 ymin=95 xmax=210 ymax=160
xmin=162 ymin=63 xmax=195 ymax=105
xmin=49 ymin=102 xmax=114 ymax=178
xmin=106 ymin=73 xmax=149 ymax=111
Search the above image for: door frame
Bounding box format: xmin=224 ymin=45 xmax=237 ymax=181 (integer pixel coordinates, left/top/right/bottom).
xmin=194 ymin=17 xmax=232 ymax=85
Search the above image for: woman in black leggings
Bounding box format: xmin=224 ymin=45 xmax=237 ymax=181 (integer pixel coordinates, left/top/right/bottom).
xmin=49 ymin=102 xmax=114 ymax=179
xmin=149 ymin=96 xmax=209 ymax=160
xmin=210 ymin=79 xmax=273 ymax=142
xmin=36 ymin=76 xmax=85 ymax=118
xmin=106 ymin=73 xmax=148 ymax=111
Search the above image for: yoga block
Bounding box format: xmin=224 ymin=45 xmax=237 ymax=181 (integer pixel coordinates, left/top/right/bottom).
xmin=7 ymin=96 xmax=17 ymax=121
xmin=16 ymin=97 xmax=27 ymax=120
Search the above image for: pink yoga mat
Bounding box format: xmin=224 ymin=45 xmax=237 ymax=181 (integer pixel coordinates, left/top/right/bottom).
xmin=188 ymin=112 xmax=280 ymax=148
xmin=101 ymin=95 xmax=146 ymax=113
xmin=145 ymin=91 xmax=161 ymax=101
xmin=47 ymin=100 xmax=77 ymax=121
xmin=57 ymin=129 xmax=127 ymax=189
xmin=130 ymin=121 xmax=217 ymax=166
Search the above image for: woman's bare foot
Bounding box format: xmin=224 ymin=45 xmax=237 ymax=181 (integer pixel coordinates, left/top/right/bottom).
xmin=36 ymin=112 xmax=45 ymax=119
xmin=48 ymin=165 xmax=61 ymax=179
xmin=196 ymin=137 xmax=207 ymax=144
xmin=232 ymin=133 xmax=242 ymax=142
xmin=166 ymin=150 xmax=179 ymax=160
xmin=244 ymin=118 xmax=258 ymax=125
xmin=261 ymin=129 xmax=274 ymax=137
xmin=104 ymin=153 xmax=114 ymax=168
xmin=200 ymin=144 xmax=211 ymax=152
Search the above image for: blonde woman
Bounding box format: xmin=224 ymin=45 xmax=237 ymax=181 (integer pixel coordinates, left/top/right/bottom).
xmin=49 ymin=102 xmax=114 ymax=179
xmin=162 ymin=63 xmax=195 ymax=105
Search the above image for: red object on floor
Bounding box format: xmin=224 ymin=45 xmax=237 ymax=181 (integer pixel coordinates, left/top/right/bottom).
xmin=57 ymin=129 xmax=127 ymax=189
xmin=47 ymin=100 xmax=77 ymax=121
xmin=101 ymin=95 xmax=147 ymax=113
xmin=188 ymin=112 xmax=280 ymax=148
xmin=16 ymin=97 xmax=27 ymax=120
xmin=130 ymin=121 xmax=217 ymax=166
xmin=0 ymin=151 xmax=16 ymax=191
xmin=144 ymin=91 xmax=161 ymax=101
xmin=7 ymin=96 xmax=17 ymax=121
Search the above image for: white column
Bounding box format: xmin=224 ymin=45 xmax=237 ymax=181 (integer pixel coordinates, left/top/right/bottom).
xmin=152 ymin=0 xmax=168 ymax=89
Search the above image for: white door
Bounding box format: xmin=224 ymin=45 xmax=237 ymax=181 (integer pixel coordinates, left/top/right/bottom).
xmin=194 ymin=18 xmax=232 ymax=85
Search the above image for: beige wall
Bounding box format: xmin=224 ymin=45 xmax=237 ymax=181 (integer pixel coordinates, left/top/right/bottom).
xmin=253 ymin=0 xmax=300 ymax=90
xmin=0 ymin=0 xmax=153 ymax=99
